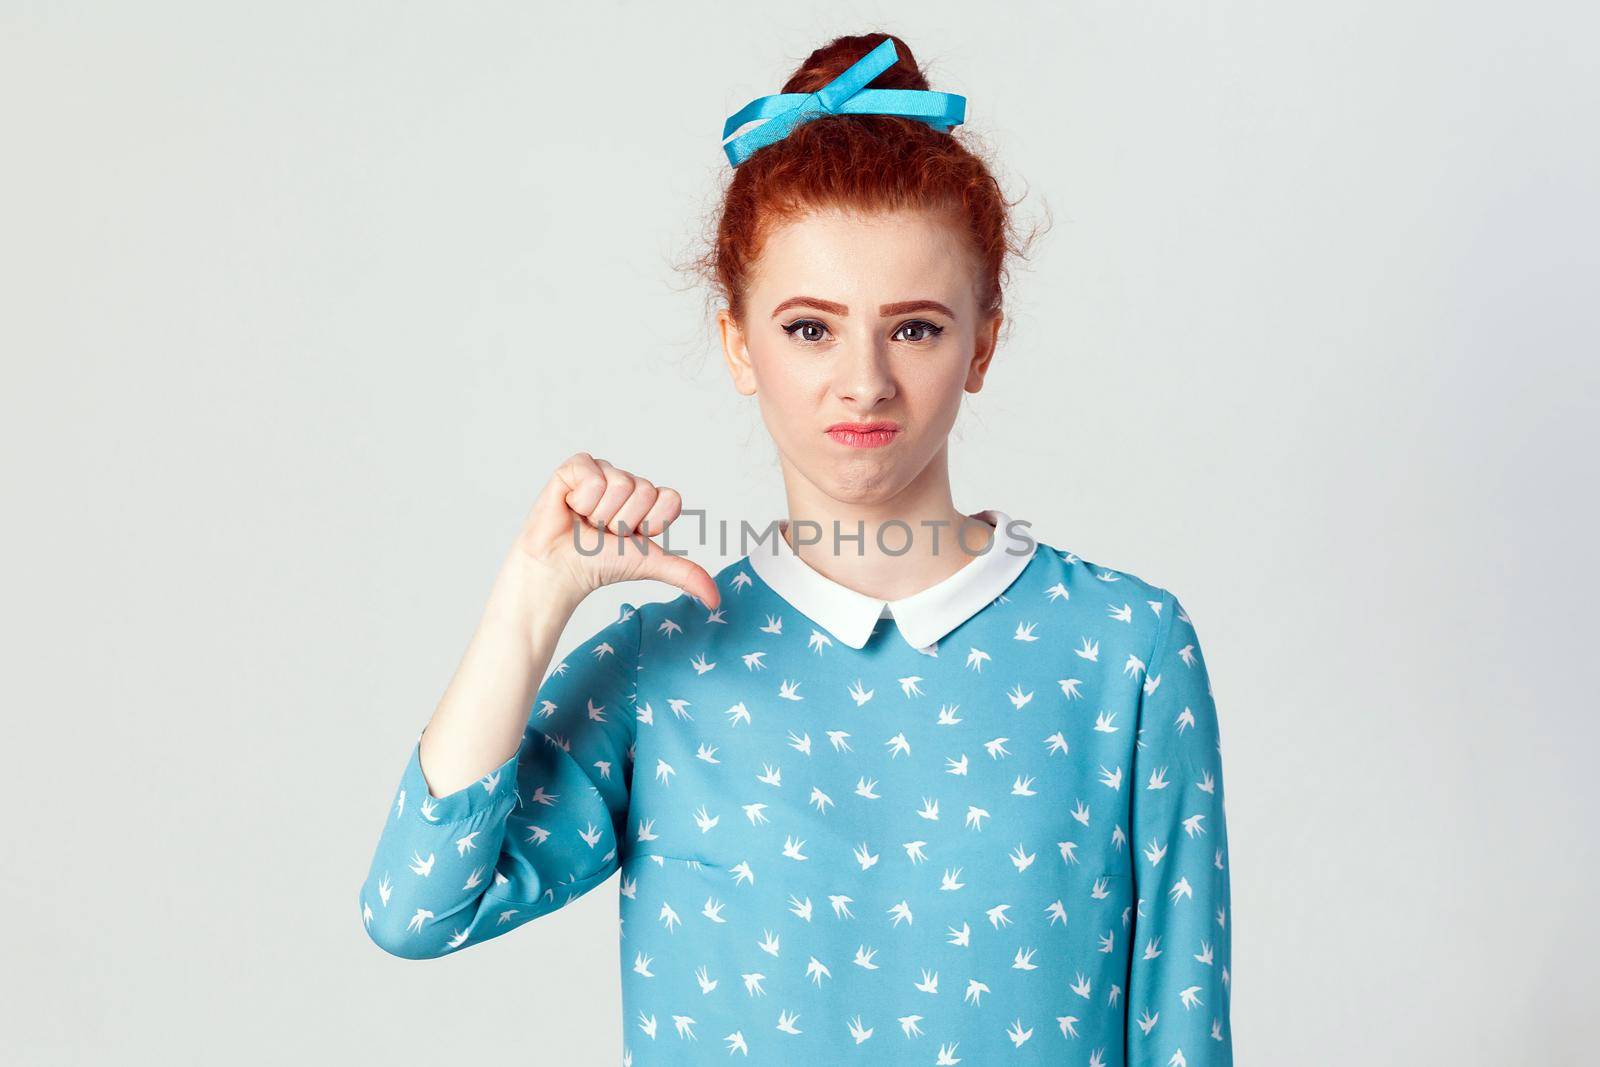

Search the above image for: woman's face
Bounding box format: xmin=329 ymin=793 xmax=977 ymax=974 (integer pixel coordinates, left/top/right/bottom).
xmin=720 ymin=207 xmax=1001 ymax=506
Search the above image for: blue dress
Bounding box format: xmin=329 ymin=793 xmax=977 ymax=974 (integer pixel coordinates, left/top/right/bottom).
xmin=358 ymin=517 xmax=1234 ymax=1066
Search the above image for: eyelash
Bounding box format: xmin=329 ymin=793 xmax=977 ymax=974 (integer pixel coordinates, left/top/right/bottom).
xmin=780 ymin=318 xmax=946 ymax=346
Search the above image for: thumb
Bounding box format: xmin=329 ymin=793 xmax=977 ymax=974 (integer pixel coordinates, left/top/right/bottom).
xmin=632 ymin=537 xmax=722 ymax=610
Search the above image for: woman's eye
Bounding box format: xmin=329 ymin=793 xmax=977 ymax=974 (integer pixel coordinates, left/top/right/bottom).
xmin=781 ymin=319 xmax=830 ymax=343
xmin=895 ymin=320 xmax=946 ymax=344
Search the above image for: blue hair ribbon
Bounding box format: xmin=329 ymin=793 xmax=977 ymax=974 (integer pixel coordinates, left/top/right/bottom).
xmin=721 ymin=38 xmax=966 ymax=166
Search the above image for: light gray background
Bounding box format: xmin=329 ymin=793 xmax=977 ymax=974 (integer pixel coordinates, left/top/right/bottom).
xmin=4 ymin=2 xmax=1595 ymax=1063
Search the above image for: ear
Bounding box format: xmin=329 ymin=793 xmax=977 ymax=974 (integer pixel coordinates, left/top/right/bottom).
xmin=964 ymin=310 xmax=1003 ymax=393
xmin=719 ymin=308 xmax=758 ymax=396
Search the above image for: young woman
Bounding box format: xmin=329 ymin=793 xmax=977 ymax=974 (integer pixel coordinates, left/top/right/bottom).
xmin=358 ymin=32 xmax=1234 ymax=1066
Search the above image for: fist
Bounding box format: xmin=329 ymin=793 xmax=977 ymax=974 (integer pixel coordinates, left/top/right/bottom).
xmin=510 ymin=452 xmax=720 ymax=609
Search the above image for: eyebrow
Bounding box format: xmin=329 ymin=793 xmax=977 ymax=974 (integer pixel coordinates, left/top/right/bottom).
xmin=771 ymin=297 xmax=957 ymax=320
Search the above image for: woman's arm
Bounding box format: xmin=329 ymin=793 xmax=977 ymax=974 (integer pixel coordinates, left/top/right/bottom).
xmin=355 ymin=453 xmax=718 ymax=959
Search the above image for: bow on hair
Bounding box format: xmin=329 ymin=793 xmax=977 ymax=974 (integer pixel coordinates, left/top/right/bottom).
xmin=720 ymin=38 xmax=966 ymax=166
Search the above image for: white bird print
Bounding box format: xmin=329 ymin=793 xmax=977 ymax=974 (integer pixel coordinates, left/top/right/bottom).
xmin=695 ymin=965 xmax=718 ymax=993
xmin=1045 ymin=900 xmax=1068 ymax=926
xmin=405 ymin=907 xmax=433 ymax=932
xmin=693 ymin=806 xmax=719 ymax=832
xmin=638 ymin=1012 xmax=657 ymax=1038
xmin=742 ymin=802 xmax=769 ymax=825
xmin=702 ymin=897 xmax=727 ymax=923
xmin=1179 ymin=643 xmax=1197 ymax=666
xmin=936 ymin=1042 xmax=962 ymax=1065
xmin=1092 ymin=876 xmax=1112 ymax=899
xmin=964 ymin=979 xmax=990 ymax=1005
xmin=1094 ymin=710 xmax=1119 ymax=732
xmin=759 ymin=612 xmax=781 ymax=633
xmin=808 ymin=630 xmax=832 ymax=653
xmin=1075 ymin=637 xmax=1099 ymax=661
xmin=1012 ymin=948 xmax=1038 ymax=971
xmin=848 ymin=1015 xmax=873 ymax=1044
xmin=987 ymin=903 xmax=1013 ymax=928
xmin=1123 ymin=653 xmax=1146 ymax=678
xmin=1006 ymin=684 xmax=1033 ymax=708
xmin=776 ymin=1009 xmax=802 ymax=1035
xmin=1013 ymin=622 xmax=1038 ymax=641
xmin=742 ymin=971 xmax=767 ymax=995
xmin=853 ymin=945 xmax=880 ymax=969
xmin=633 ymin=952 xmax=655 ymax=978
xmin=1197 ymin=768 xmax=1216 ymax=794
xmin=724 ymin=1031 xmax=747 ymax=1056
xmin=786 ymin=730 xmax=812 ymax=756
xmin=1071 ymin=971 xmax=1093 ymax=997
xmin=917 ymin=797 xmax=940 ymax=821
xmin=672 ymin=1015 xmax=696 ymax=1040
xmin=1098 ymin=931 xmax=1115 ymax=953
xmin=408 ymin=850 xmax=434 ymax=877
xmin=1011 ymin=775 xmax=1037 ymax=796
xmin=946 ymin=922 xmax=971 ymax=947
xmin=778 ymin=679 xmax=803 ymax=701
xmin=730 ymin=861 xmax=755 ymax=886
xmin=1147 ymin=766 xmax=1170 ymax=790
xmin=1072 ymin=798 xmax=1091 ymax=825
xmin=898 ymin=676 xmax=924 ymax=697
xmin=848 ymin=679 xmax=874 ymax=705
xmin=1144 ymin=672 xmax=1162 ymax=696
xmin=1009 ymin=844 xmax=1036 ymax=872
xmin=805 ymin=957 xmax=832 ymax=985
xmin=854 ymin=842 xmax=880 ymax=870
xmin=1170 ymin=876 xmax=1194 ymax=903
xmin=826 ymin=729 xmax=852 ymax=751
xmin=653 ymin=759 xmax=675 ymax=785
xmin=694 ymin=743 xmax=719 ymax=765
xmin=1058 ymin=1016 xmax=1081 ymax=1039
xmin=1179 ymin=986 xmax=1204 ymax=1009
xmin=1108 ymin=602 xmax=1132 ymax=622
xmin=668 ymin=698 xmax=692 ymax=720
xmin=1046 ymin=580 xmax=1070 ymax=600
xmin=1058 ymin=840 xmax=1081 ymax=865
xmin=915 ymin=969 xmax=940 ymax=993
xmin=1183 ymin=812 xmax=1208 ymax=838
xmin=758 ymin=930 xmax=780 ymax=957
xmin=945 ymin=754 xmax=969 ymax=776
xmin=1044 ymin=732 xmax=1069 ymax=755
xmin=899 ymin=1015 xmax=924 ymax=1038
xmin=787 ymin=895 xmax=813 ymax=922
xmin=782 ymin=836 xmax=808 ymax=861
xmin=829 ymin=894 xmax=854 ymax=919
xmin=659 ymin=902 xmax=681 ymax=932
xmin=984 ymin=737 xmax=1010 ymax=759
xmin=940 ymin=867 xmax=966 ymax=891
xmin=578 ymin=823 xmax=602 ymax=848
xmin=690 ymin=653 xmax=715 ymax=674
xmin=741 ymin=651 xmax=767 ymax=671
xmin=936 ymin=704 xmax=964 ymax=725
xmin=1176 ymin=705 xmax=1198 ymax=734
xmin=1058 ymin=677 xmax=1084 ymax=699
xmin=1144 ymin=838 xmax=1168 ymax=866
xmin=705 ymin=607 xmax=726 ymax=624
xmin=1195 ymin=942 xmax=1215 ymax=967
xmin=966 ymin=648 xmax=990 ymax=671
xmin=529 ymin=786 xmax=558 ymax=806
xmin=454 ymin=830 xmax=482 ymax=856
xmin=1099 ymin=764 xmax=1124 ymax=789
xmin=888 ymin=900 xmax=914 ymax=927
xmin=855 ymin=776 xmax=881 ymax=799
xmin=1143 ymin=936 xmax=1163 ymax=960
xmin=903 ymin=841 xmax=929 ymax=864
xmin=885 ymin=733 xmax=912 ymax=758
xmin=526 ymin=825 xmax=551 ymax=846
xmin=758 ymin=763 xmax=782 ymax=787
xmin=965 ymin=806 xmax=990 ymax=830
xmin=594 ymin=759 xmax=612 ymax=780
xmin=726 ymin=702 xmax=752 ymax=726
xmin=585 ymin=698 xmax=608 ymax=723
xmin=1007 ymin=1019 xmax=1034 ymax=1047
xmin=535 ymin=699 xmax=558 ymax=719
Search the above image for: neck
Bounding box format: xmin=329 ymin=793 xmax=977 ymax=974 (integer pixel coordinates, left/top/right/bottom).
xmin=774 ymin=450 xmax=991 ymax=601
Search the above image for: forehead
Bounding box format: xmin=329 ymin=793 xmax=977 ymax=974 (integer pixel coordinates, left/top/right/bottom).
xmin=748 ymin=208 xmax=974 ymax=306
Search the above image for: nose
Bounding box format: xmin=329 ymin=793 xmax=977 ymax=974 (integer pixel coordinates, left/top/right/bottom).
xmin=832 ymin=333 xmax=896 ymax=407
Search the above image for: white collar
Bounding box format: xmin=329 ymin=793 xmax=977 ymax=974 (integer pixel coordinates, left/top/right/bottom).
xmin=745 ymin=508 xmax=1037 ymax=650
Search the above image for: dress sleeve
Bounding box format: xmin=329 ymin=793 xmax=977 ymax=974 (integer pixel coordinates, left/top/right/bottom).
xmin=358 ymin=600 xmax=645 ymax=960
xmin=1125 ymin=591 xmax=1235 ymax=1064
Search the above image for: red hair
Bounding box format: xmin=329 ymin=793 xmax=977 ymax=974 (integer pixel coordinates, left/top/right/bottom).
xmin=691 ymin=32 xmax=1046 ymax=332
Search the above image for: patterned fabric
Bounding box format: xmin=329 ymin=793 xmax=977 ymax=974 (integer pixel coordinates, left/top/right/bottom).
xmin=359 ymin=542 xmax=1234 ymax=1066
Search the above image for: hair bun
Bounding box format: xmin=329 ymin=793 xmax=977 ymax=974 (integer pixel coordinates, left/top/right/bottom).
xmin=782 ymin=32 xmax=930 ymax=95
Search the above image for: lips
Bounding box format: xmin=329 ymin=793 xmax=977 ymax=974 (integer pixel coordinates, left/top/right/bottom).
xmin=826 ymin=422 xmax=901 ymax=449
